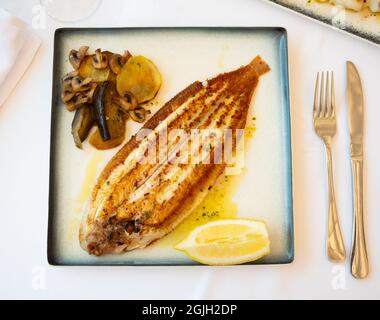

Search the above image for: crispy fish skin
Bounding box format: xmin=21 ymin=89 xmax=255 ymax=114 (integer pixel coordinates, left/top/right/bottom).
xmin=80 ymin=56 xmax=270 ymax=255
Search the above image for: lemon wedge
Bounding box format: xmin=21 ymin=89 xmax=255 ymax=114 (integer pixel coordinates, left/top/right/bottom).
xmin=175 ymin=219 xmax=270 ymax=265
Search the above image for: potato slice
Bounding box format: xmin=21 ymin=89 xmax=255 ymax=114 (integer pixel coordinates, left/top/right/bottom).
xmin=116 ymin=55 xmax=161 ymax=103
xmin=79 ymin=55 xmax=113 ymax=82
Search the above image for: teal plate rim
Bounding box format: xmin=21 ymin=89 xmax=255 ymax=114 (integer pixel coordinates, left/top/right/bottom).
xmin=47 ymin=27 xmax=294 ymax=266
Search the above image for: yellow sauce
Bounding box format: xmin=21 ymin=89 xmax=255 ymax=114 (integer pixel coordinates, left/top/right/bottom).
xmin=245 ymin=124 xmax=256 ymax=139
xmin=73 ymin=207 xmax=82 ymax=214
xmin=68 ymin=153 xmax=106 ymax=242
xmin=74 ymin=153 xmax=105 ymax=212
xmin=155 ymin=173 xmax=240 ymax=247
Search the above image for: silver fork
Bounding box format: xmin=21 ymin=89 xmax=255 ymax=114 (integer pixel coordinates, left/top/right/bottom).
xmin=313 ymin=71 xmax=346 ymax=262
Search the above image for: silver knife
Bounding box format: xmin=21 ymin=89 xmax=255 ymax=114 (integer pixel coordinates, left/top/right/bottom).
xmin=347 ymin=61 xmax=369 ymax=279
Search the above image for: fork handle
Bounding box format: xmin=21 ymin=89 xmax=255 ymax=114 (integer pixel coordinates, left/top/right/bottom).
xmin=325 ymin=145 xmax=346 ymax=262
xmin=351 ymin=158 xmax=369 ymax=279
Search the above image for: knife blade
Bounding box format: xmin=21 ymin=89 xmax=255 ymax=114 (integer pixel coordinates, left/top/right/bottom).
xmin=347 ymin=61 xmax=364 ymax=159
xmin=346 ymin=61 xmax=368 ymax=279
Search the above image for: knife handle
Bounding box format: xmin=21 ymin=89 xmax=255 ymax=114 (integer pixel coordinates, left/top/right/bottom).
xmin=351 ymin=158 xmax=369 ymax=279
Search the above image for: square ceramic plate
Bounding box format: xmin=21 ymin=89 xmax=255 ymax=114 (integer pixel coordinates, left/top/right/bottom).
xmin=48 ymin=27 xmax=294 ymax=265
xmin=264 ymin=0 xmax=380 ymax=46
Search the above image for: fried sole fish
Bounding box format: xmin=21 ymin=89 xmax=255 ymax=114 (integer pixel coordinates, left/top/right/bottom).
xmin=80 ymin=56 xmax=270 ymax=255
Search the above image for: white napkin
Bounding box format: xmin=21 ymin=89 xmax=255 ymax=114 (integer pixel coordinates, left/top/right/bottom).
xmin=0 ymin=9 xmax=40 ymax=107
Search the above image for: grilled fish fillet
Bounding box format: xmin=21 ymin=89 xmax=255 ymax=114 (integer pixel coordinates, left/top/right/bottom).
xmin=80 ymin=56 xmax=270 ymax=255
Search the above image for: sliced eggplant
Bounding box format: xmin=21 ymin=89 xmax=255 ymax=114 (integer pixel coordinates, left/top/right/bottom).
xmin=71 ymin=105 xmax=95 ymax=148
xmin=93 ymin=81 xmax=111 ymax=141
xmin=103 ymin=86 xmax=127 ymax=139
xmin=90 ymin=81 xmax=127 ymax=150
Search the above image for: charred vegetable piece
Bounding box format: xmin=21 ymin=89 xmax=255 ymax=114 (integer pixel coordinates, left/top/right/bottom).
xmin=79 ymin=55 xmax=111 ymax=82
xmin=90 ymin=81 xmax=127 ymax=150
xmin=93 ymin=81 xmax=111 ymax=141
xmin=71 ymin=105 xmax=95 ymax=148
xmin=116 ymin=55 xmax=162 ymax=103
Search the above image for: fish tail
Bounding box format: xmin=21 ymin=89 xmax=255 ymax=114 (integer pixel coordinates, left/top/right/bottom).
xmin=248 ymin=55 xmax=271 ymax=76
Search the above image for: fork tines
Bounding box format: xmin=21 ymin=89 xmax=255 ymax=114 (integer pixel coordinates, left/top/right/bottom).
xmin=314 ymin=71 xmax=335 ymax=119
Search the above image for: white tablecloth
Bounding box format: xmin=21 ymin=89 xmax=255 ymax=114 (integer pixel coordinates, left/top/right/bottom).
xmin=0 ymin=0 xmax=379 ymax=299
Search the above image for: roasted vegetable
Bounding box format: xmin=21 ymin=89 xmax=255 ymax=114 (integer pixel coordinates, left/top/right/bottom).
xmin=71 ymin=76 xmax=92 ymax=92
xmin=65 ymin=83 xmax=97 ymax=111
xmin=90 ymin=81 xmax=127 ymax=149
xmin=83 ymin=83 xmax=98 ymax=102
xmin=102 ymin=82 xmax=127 ymax=140
xmin=79 ymin=55 xmax=111 ymax=82
xmin=121 ymin=50 xmax=132 ymax=65
xmin=89 ymin=131 xmax=125 ymax=150
xmin=71 ymin=105 xmax=95 ymax=148
xmin=66 ymin=92 xmax=91 ymax=112
xmin=109 ymin=54 xmax=123 ymax=75
xmin=129 ymin=107 xmax=146 ymax=123
xmin=109 ymin=51 xmax=131 ymax=74
xmin=69 ymin=46 xmax=88 ymax=70
xmin=93 ymin=81 xmax=111 ymax=141
xmin=62 ymin=47 xmax=161 ymax=151
xmin=112 ymin=91 xmax=138 ymax=111
xmin=62 ymin=71 xmax=78 ymax=89
xmin=116 ymin=55 xmax=162 ymax=103
xmin=61 ymin=89 xmax=74 ymax=103
xmin=92 ymin=49 xmax=108 ymax=69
